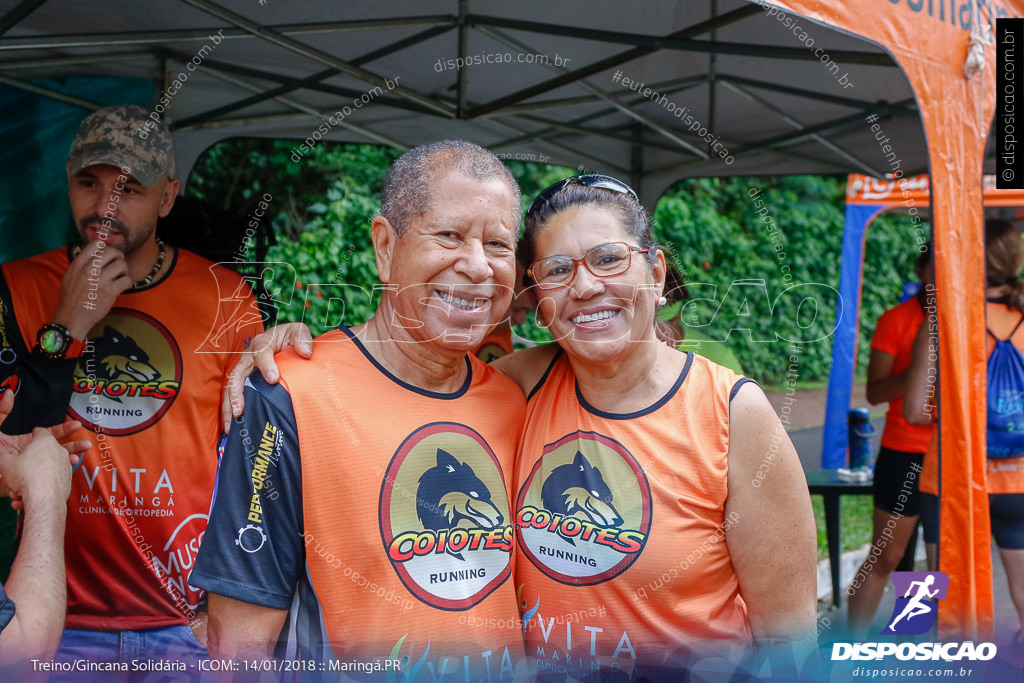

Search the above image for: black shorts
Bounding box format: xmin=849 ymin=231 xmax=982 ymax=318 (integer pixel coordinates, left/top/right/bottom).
xmin=872 ymin=446 xmax=924 ymax=517
xmin=990 ymin=493 xmax=1024 ymax=550
xmin=920 ymin=491 xmax=940 ymax=544
xmin=919 ymin=492 xmax=1024 ymax=549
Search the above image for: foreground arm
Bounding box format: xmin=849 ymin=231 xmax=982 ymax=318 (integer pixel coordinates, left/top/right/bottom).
xmin=0 ymin=391 xmax=89 ymax=505
xmin=207 ymin=594 xmax=287 ymax=660
xmin=0 ymin=430 xmax=74 ymax=661
xmin=0 ymin=243 xmax=131 ymax=432
xmin=725 ymin=382 xmax=817 ymax=645
xmin=194 ymin=371 xmax=304 ymax=659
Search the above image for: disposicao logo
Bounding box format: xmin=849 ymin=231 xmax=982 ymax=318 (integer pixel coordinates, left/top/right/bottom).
xmin=883 ymin=571 xmax=948 ymax=635
xmin=832 ymin=571 xmax=997 ymax=662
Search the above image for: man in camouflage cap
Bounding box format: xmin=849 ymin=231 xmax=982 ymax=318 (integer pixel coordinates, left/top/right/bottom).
xmin=0 ymin=105 xmax=263 ymax=668
xmin=67 ymin=104 xmax=176 ymax=188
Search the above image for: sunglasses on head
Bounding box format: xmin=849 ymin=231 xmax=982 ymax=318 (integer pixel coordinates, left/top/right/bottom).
xmin=526 ymin=174 xmax=639 ymax=217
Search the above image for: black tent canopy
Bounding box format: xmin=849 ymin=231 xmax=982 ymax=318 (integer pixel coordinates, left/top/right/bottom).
xmin=0 ymin=0 xmax=928 ymax=200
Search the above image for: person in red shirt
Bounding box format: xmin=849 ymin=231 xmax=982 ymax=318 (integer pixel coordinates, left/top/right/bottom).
xmin=0 ymin=105 xmax=262 ymax=669
xmin=905 ymin=219 xmax=1024 ymax=635
xmin=846 ymin=249 xmax=936 ymax=636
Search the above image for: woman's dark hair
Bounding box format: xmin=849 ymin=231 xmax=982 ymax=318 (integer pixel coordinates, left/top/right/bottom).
xmin=662 ymin=258 xmax=689 ymax=305
xmin=520 ymin=181 xmax=655 ymax=273
xmin=986 ymin=218 xmax=1024 ymax=314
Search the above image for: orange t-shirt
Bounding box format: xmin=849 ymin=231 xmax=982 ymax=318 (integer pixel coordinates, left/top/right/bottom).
xmin=192 ymin=328 xmax=527 ymax=675
xmin=515 ymin=351 xmax=752 ymax=679
xmin=475 ymin=327 xmax=514 ymax=363
xmin=919 ymin=302 xmax=1024 ymax=496
xmin=2 ymin=246 xmax=262 ymax=630
xmin=871 ymin=297 xmax=935 ymax=453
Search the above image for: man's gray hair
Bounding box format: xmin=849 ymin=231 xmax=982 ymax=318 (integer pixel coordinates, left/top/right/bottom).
xmin=380 ymin=140 xmax=522 ymax=238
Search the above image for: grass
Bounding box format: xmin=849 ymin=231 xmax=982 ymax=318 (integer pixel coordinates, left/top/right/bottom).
xmin=810 ymin=494 xmax=875 ymax=561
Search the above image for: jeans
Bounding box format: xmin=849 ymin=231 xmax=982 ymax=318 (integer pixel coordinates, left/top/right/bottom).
xmin=51 ymin=624 xmax=209 ymax=682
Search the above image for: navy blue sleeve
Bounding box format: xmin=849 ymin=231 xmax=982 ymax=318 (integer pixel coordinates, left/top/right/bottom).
xmin=190 ymin=371 xmax=303 ymax=610
xmin=0 ymin=270 xmax=76 ymax=432
xmin=0 ymin=582 xmax=13 ymax=633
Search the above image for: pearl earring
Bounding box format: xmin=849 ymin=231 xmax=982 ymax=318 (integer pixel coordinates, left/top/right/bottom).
xmin=658 ymin=296 xmax=667 ymax=306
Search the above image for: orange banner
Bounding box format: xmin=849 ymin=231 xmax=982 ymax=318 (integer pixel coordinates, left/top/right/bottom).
xmin=847 ymin=173 xmax=1024 ymax=207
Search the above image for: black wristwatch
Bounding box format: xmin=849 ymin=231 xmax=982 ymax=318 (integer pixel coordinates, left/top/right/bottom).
xmin=35 ymin=322 xmax=85 ymax=360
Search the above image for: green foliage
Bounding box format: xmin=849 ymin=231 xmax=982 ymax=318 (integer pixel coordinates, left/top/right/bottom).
xmin=187 ymin=142 xmax=922 ymax=380
xmin=653 ymin=175 xmax=922 ymax=384
xmin=189 ymin=139 xmax=399 ymax=327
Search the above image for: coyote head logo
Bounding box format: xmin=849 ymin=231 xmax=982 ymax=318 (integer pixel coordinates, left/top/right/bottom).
xmin=541 ymin=450 xmax=622 ymax=530
xmin=417 ymin=449 xmax=503 ymax=560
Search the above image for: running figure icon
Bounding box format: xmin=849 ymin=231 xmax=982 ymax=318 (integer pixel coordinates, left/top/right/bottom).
xmin=888 ymin=574 xmax=940 ymax=630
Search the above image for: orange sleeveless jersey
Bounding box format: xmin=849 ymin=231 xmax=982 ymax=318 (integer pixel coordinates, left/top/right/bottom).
xmin=919 ymin=302 xmax=1024 ymax=496
xmin=871 ymin=298 xmax=935 ymax=453
xmin=514 ymin=351 xmax=752 ymax=679
xmin=2 ymin=246 xmax=261 ymax=629
xmin=278 ymin=329 xmax=526 ymax=672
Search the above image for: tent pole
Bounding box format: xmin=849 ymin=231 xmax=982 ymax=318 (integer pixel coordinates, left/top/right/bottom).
xmin=489 ymin=75 xmax=707 ymax=119
xmin=719 ymin=74 xmax=919 ymax=119
xmin=476 ymin=25 xmax=707 ymax=159
xmin=172 ymin=24 xmax=453 ymax=129
xmin=466 ymin=14 xmax=894 ymax=64
xmin=651 ymin=109 xmax=881 ymax=176
xmin=0 ymin=50 xmax=153 ymax=71
xmin=177 ymin=0 xmax=454 ymax=118
xmin=465 ymin=4 xmax=764 ymax=118
xmin=720 ymin=80 xmax=885 ymax=177
xmin=0 ymin=0 xmax=48 ymax=37
xmin=0 ymin=73 xmax=100 ymax=110
xmin=507 ymin=113 xmax=682 ymax=152
xmin=0 ymin=16 xmax=456 ymax=51
xmin=489 ymin=76 xmax=707 ymax=149
xmin=191 ymin=63 xmax=408 ymax=150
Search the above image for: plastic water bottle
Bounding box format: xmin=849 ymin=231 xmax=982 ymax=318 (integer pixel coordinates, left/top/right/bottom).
xmin=848 ymin=408 xmax=875 ymax=469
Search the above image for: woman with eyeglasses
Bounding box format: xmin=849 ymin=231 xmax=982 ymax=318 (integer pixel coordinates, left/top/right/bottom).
xmin=225 ymin=174 xmax=819 ymax=680
xmin=489 ymin=175 xmax=818 ymax=680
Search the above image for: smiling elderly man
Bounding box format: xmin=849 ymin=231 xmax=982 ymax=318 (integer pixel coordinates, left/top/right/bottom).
xmin=191 ymin=140 xmax=527 ymax=678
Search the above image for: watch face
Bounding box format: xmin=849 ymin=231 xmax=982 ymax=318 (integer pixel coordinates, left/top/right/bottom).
xmin=40 ymin=328 xmax=65 ymax=353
